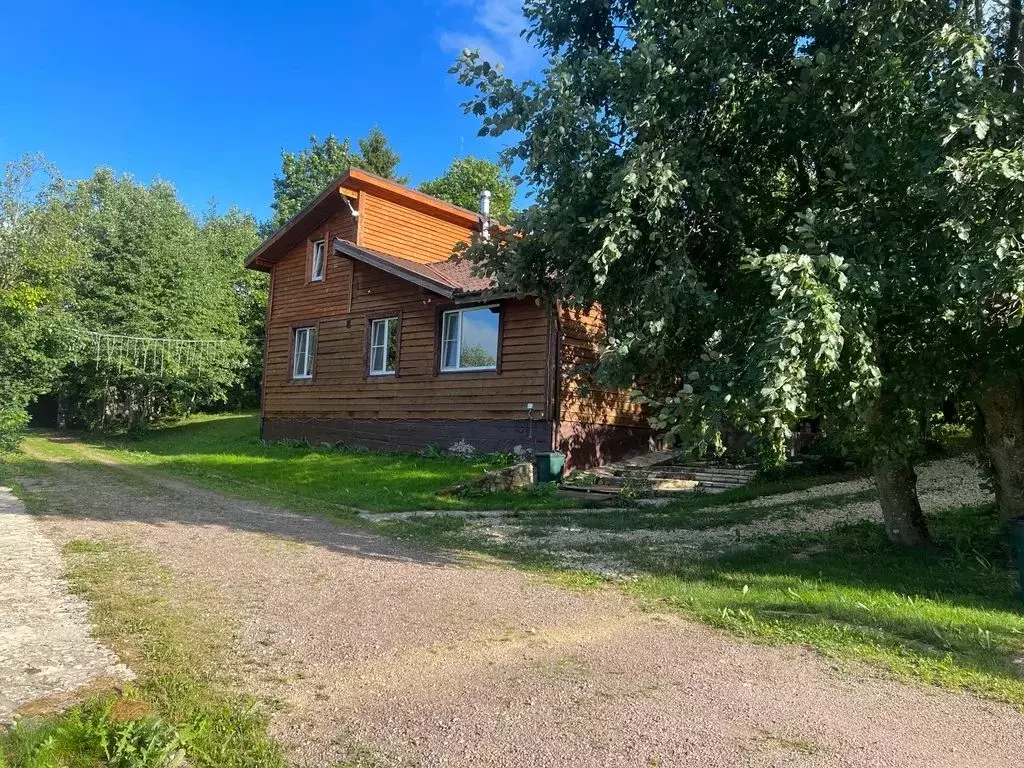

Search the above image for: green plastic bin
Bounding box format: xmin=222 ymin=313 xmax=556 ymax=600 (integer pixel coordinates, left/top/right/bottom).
xmin=534 ymin=451 xmax=566 ymax=484
xmin=1010 ymin=515 xmax=1024 ymax=605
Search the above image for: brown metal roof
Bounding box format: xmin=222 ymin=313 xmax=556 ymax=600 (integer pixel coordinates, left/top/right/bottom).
xmin=333 ymin=239 xmax=498 ymax=298
xmin=428 ymin=258 xmax=497 ymax=294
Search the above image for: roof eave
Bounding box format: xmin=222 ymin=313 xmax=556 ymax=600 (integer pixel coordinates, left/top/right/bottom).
xmin=244 ymin=175 xmax=350 ymax=271
xmin=333 ymin=239 xmax=456 ymax=298
xmin=451 ymin=289 xmax=521 ymax=305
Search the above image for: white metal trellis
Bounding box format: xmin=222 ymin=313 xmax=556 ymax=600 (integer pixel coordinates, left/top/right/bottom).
xmin=84 ymin=330 xmax=259 ymax=376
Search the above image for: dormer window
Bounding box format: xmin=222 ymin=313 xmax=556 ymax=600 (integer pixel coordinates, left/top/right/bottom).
xmin=311 ymin=239 xmax=325 ymax=282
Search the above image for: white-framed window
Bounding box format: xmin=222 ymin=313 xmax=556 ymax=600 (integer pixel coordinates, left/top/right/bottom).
xmin=440 ymin=306 xmax=500 ymax=372
xmin=292 ymin=326 xmax=315 ymax=379
xmin=310 ymin=239 xmax=326 ymax=282
xmin=369 ymin=317 xmax=399 ymax=376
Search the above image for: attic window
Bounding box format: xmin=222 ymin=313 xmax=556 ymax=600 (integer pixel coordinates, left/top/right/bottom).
xmin=311 ymin=239 xmax=325 ymax=282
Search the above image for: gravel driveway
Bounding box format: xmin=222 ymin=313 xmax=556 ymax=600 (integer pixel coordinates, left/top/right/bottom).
xmin=17 ymin=439 xmax=1024 ymax=767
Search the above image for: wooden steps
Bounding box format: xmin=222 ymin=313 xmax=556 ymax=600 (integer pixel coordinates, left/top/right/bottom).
xmin=568 ymin=455 xmax=757 ymax=498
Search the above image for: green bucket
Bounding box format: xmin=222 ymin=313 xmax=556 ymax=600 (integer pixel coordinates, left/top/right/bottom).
xmin=534 ymin=451 xmax=566 ymax=484
xmin=1010 ymin=515 xmax=1024 ymax=605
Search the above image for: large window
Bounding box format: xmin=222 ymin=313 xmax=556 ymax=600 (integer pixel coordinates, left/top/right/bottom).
xmin=310 ymin=239 xmax=325 ymax=282
xmin=369 ymin=317 xmax=399 ymax=375
xmin=440 ymin=306 xmax=500 ymax=372
xmin=292 ymin=327 xmax=315 ymax=379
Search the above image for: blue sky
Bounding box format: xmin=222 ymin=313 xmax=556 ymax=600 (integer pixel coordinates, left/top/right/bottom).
xmin=0 ymin=0 xmax=538 ymax=221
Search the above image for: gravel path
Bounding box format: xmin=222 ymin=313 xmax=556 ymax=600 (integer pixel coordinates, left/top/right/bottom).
xmin=16 ymin=439 xmax=1024 ymax=767
xmin=0 ymin=485 xmax=132 ymax=721
xmin=463 ymin=457 xmax=994 ymax=575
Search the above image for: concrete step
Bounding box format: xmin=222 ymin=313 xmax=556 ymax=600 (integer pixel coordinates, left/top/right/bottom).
xmin=655 ymin=472 xmax=751 ymax=484
xmin=614 ymin=463 xmax=754 ymax=476
xmin=561 ymin=478 xmax=732 ymax=498
xmin=662 ymin=465 xmax=756 ymax=477
xmin=609 ymin=471 xmax=752 ymax=487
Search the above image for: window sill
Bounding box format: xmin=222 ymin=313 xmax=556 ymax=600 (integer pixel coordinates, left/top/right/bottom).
xmin=440 ymin=367 xmax=499 ymax=375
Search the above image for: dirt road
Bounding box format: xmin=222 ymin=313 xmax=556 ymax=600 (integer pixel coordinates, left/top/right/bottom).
xmin=16 ymin=438 xmax=1024 ymax=767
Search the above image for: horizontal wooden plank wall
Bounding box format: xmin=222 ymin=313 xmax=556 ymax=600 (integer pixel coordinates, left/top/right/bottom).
xmin=358 ymin=192 xmax=475 ymax=264
xmin=558 ymin=305 xmax=647 ymax=429
xmin=264 ymin=257 xmax=551 ymax=422
xmin=269 ymin=208 xmax=357 ymax=325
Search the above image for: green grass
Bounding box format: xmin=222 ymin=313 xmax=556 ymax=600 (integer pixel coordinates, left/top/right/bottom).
xmin=384 ymin=495 xmax=1024 ymax=708
xmin=26 ymin=413 xmax=581 ymax=514
xmin=0 ymin=535 xmax=283 ymax=767
xmin=625 ymin=507 xmax=1024 ymax=705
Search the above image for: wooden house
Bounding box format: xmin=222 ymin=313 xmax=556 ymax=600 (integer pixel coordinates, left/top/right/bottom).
xmin=245 ymin=169 xmax=653 ymax=469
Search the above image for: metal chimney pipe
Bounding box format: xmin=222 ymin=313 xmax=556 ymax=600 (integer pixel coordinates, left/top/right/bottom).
xmin=479 ymin=189 xmax=492 ymax=242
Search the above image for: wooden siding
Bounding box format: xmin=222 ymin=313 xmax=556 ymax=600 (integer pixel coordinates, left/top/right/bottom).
xmin=358 ymin=192 xmax=475 ymax=265
xmin=558 ymin=304 xmax=647 ymax=428
xmin=269 ymin=209 xmax=357 ymax=324
xmin=264 ymin=256 xmax=552 ymax=423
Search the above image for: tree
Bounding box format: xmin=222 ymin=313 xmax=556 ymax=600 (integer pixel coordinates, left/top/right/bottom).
xmin=271 ymin=128 xmax=406 ymax=226
xmin=355 ymin=126 xmax=407 ymax=183
xmin=454 ymin=1 xmax=1024 ymax=542
xmin=198 ymin=206 xmax=266 ymax=408
xmin=0 ymin=155 xmax=82 ymax=450
xmin=419 ymin=157 xmax=517 ymax=221
xmin=62 ymin=169 xmax=247 ymax=431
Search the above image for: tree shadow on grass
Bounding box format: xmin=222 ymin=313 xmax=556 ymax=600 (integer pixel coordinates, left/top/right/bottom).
xmin=621 ymin=505 xmax=1024 ymax=700
xmin=682 ymin=506 xmax=1020 ymax=612
xmin=31 ymin=417 xmax=544 ymax=513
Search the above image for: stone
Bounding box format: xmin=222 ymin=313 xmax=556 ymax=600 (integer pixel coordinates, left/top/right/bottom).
xmin=440 ymin=462 xmax=536 ymax=497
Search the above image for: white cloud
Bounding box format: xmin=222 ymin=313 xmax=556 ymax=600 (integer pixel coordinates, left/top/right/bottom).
xmin=439 ymin=0 xmax=543 ymax=77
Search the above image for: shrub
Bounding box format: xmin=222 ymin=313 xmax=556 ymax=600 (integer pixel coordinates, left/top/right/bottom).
xmin=3 ymin=697 xmax=186 ymax=768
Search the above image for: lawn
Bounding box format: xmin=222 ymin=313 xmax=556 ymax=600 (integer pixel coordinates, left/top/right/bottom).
xmin=380 ymin=457 xmax=1024 ymax=709
xmin=33 ymin=412 xmax=580 ymax=514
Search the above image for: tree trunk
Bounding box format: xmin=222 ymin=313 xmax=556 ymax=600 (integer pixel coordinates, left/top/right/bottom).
xmin=941 ymin=397 xmax=958 ymax=425
xmin=867 ymin=385 xmax=931 ymax=546
xmin=873 ymin=453 xmax=932 ymax=546
xmin=978 ymin=376 xmax=1024 ymax=521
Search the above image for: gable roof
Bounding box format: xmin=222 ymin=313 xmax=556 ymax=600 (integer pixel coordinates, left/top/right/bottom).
xmin=245 ymin=168 xmax=484 ymax=272
xmin=334 ymin=239 xmax=497 ymax=299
